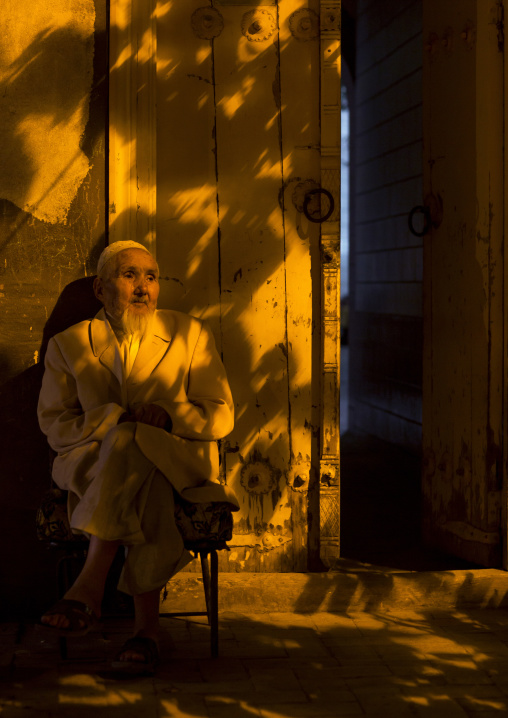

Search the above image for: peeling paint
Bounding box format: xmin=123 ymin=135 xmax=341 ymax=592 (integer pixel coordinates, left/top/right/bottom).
xmin=0 ymin=1 xmax=95 ymax=223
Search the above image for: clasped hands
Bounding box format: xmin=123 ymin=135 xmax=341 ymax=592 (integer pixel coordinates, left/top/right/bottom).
xmin=118 ymin=403 xmax=172 ymax=432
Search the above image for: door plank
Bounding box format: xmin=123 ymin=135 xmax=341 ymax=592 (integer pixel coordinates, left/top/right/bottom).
xmin=213 ymin=3 xmax=292 ymax=571
xmin=422 ymin=0 xmax=504 ymax=565
xmin=156 ymin=0 xmax=220 ymax=329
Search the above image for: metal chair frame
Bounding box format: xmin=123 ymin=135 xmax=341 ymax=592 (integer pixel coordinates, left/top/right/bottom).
xmin=159 ymin=548 xmax=220 ymax=657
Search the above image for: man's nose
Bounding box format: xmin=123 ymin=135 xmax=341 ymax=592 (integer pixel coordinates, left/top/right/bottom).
xmin=134 ymin=277 xmax=148 ymax=293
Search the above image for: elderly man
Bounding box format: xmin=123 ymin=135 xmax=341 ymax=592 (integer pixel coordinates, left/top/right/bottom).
xmin=38 ymin=240 xmax=238 ymax=673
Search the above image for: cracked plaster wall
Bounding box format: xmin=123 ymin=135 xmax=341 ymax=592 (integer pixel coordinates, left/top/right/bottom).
xmin=0 ymin=0 xmax=107 ymax=618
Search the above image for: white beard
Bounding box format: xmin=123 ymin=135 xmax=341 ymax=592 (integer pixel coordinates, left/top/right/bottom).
xmin=120 ymin=305 xmax=154 ymax=338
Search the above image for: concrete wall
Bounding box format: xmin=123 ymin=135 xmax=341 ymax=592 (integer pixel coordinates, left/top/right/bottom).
xmin=349 ymin=0 xmax=423 ymax=452
xmin=0 ymin=0 xmax=107 ymax=618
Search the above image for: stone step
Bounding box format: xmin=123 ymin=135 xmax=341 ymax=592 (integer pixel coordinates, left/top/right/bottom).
xmin=161 ymin=562 xmax=508 ymax=614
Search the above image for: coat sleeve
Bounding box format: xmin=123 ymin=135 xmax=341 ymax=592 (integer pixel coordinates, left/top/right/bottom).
xmin=38 ymin=336 xmax=125 ymax=453
xmin=154 ymin=322 xmax=234 ymax=441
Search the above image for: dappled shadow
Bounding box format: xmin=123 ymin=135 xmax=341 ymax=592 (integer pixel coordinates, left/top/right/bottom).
xmin=6 ymin=607 xmax=508 ymax=715
xmin=290 ymin=563 xmax=508 ymax=617
xmin=3 ymin=0 xmax=335 ymax=623
xmin=0 ymin=1 xmax=113 ymax=619
xmin=148 ymin=1 xmax=328 ymax=571
xmin=40 ymin=276 xmax=102 ymax=362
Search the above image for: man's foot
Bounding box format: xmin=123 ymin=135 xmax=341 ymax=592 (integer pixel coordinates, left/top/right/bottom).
xmin=111 ymin=633 xmax=159 ymax=676
xmin=39 ymin=599 xmax=100 ymax=636
xmin=40 ymin=586 xmax=101 ymax=632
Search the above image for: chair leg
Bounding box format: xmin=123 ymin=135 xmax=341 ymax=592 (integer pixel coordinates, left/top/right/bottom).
xmin=199 ymin=550 xmax=219 ymax=658
xmin=210 ymin=549 xmax=219 ymax=659
xmin=200 ymin=552 xmax=211 ymax=623
xmin=58 ymin=636 xmax=68 ymax=661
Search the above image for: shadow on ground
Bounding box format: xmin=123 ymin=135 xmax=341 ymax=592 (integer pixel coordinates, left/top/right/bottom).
xmin=3 ymin=608 xmax=508 ymax=716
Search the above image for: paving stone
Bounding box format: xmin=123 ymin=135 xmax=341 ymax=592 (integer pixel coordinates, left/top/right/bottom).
xmin=400 ymin=685 xmax=504 ymax=717
xmin=172 ymin=679 xmax=254 ymax=694
xmin=406 ymin=697 xmax=470 ymax=717
xmin=247 ymin=667 xmax=302 ymax=692
xmin=258 ymin=705 xmax=340 ymax=717
xmin=328 ymin=644 xmax=381 ymax=663
xmin=345 ymin=675 xmax=414 ymax=690
xmin=199 ymin=657 xmax=250 ymax=682
xmin=296 ymin=672 xmax=349 ymax=691
xmin=463 ymin=638 xmax=508 ymax=659
xmin=305 ymin=688 xmax=358 ymax=704
xmin=207 ymin=700 xmax=261 ymax=717
xmin=244 ymin=658 xmax=339 ymax=675
xmin=352 ymin=686 xmax=415 ymax=716
xmin=402 ymin=635 xmax=472 ymax=656
xmin=0 ymin=709 xmax=52 ymax=718
xmin=335 ymin=663 xmax=392 ymax=678
xmin=157 ymin=692 xmax=210 ymax=716
xmin=361 ymin=704 xmax=415 ymax=717
xmin=260 ymin=702 xmax=364 ymax=717
xmin=372 ymin=644 xmax=428 ymax=661
xmin=456 ymin=692 xmax=508 ymax=713
xmin=426 ymin=659 xmax=493 ymax=685
xmin=384 ymin=660 xmax=446 ymax=682
xmin=279 ymin=639 xmax=330 ymax=658
xmin=310 ymin=613 xmax=360 ymax=631
xmin=155 ymin=659 xmax=203 ymax=683
xmin=349 ymin=615 xmax=388 ymax=634
xmin=219 ymin=641 xmax=288 ymax=659
xmin=206 ymin=691 xmax=309 ymax=707
xmin=266 ymin=614 xmax=320 ymax=628
xmin=6 ymin=610 xmax=508 ymax=718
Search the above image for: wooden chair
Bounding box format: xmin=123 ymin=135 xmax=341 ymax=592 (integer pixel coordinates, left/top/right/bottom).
xmin=36 ymin=485 xmax=233 ymax=659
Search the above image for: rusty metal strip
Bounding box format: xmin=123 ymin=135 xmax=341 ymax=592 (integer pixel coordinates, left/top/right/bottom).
xmin=319 ymin=0 xmax=341 ymax=565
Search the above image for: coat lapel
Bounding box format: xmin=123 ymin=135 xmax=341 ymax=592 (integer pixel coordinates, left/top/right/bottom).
xmin=129 ymin=311 xmax=172 ymax=384
xmin=90 ymin=309 xmax=120 ymax=381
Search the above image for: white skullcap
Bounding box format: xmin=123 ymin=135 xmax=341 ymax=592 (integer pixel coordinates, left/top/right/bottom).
xmin=97 ymin=240 xmax=153 ymax=276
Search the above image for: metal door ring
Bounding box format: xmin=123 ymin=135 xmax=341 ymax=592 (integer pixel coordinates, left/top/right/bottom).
xmin=408 ymin=205 xmax=431 ymax=237
xmin=303 ymin=188 xmax=334 ymax=223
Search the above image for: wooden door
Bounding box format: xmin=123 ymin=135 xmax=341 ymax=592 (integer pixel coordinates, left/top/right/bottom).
xmin=422 ymin=1 xmax=505 ymax=566
xmin=109 ymin=0 xmax=342 ymax=571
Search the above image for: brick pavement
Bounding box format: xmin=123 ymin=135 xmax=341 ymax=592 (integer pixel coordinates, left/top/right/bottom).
xmin=2 ymin=609 xmax=508 ymax=716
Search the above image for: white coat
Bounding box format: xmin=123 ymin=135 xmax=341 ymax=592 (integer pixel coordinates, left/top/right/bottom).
xmin=38 ymin=308 xmax=238 ymax=534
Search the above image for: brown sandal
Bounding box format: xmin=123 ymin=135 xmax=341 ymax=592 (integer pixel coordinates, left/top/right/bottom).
xmin=111 ymin=636 xmax=159 ymax=676
xmin=39 ymin=598 xmax=100 ymax=636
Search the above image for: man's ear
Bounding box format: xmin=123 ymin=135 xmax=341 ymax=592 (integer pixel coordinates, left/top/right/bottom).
xmin=93 ymin=276 xmax=104 ymax=302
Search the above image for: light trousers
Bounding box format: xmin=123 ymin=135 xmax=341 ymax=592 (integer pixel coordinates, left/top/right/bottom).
xmin=69 ymin=423 xmax=193 ymax=595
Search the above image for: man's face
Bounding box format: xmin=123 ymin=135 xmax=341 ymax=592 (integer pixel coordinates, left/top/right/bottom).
xmin=94 ymin=248 xmax=160 ymax=322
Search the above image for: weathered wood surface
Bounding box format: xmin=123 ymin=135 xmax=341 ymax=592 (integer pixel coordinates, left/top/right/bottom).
xmin=109 ymin=0 xmax=157 ymax=251
xmin=155 ymin=0 xmax=219 ymax=326
xmin=422 ymin=0 xmax=504 ymax=566
xmin=214 ymin=2 xmax=292 ymax=571
xmin=279 ymin=0 xmax=321 ymax=571
xmin=151 ymin=1 xmax=340 ymax=571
